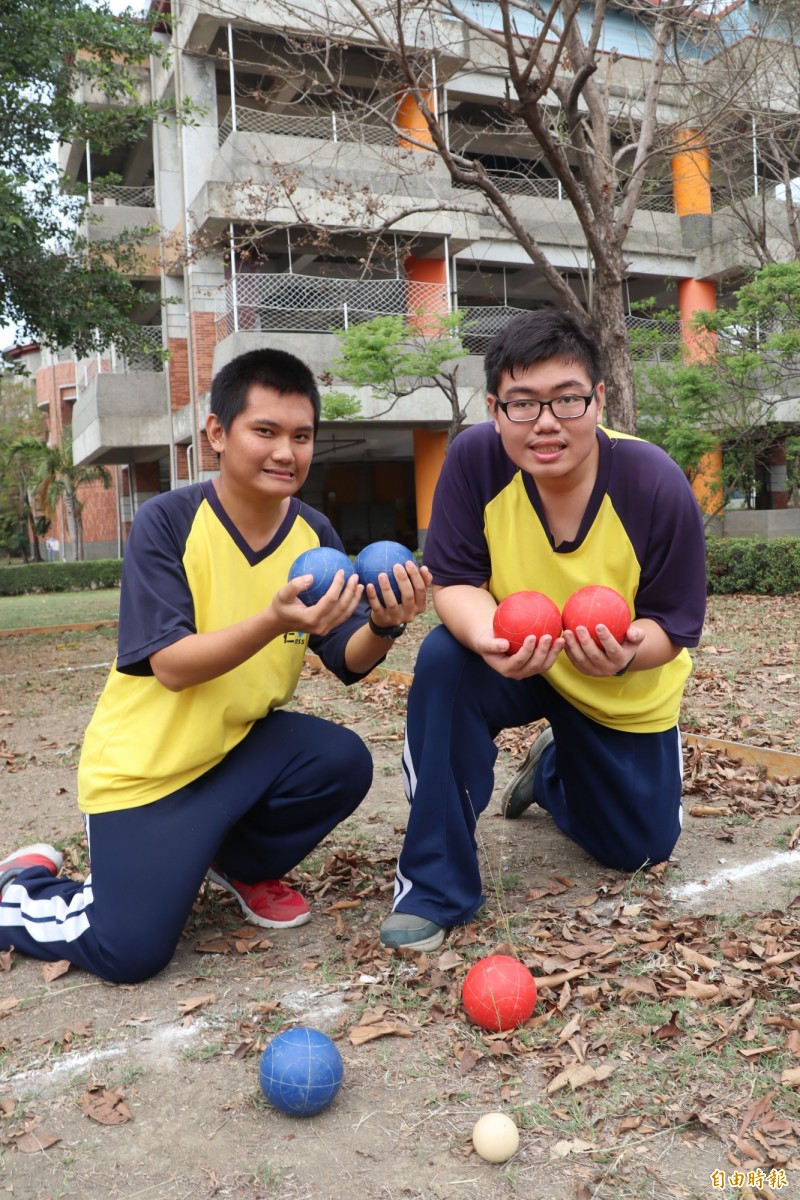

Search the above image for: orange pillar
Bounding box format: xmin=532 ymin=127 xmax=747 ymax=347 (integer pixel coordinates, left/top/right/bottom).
xmin=671 ymin=128 xmax=712 ymax=247
xmin=397 ymin=90 xmax=435 ymax=150
xmin=691 ymin=446 xmax=723 ymax=513
xmin=679 ymin=276 xmax=720 ymax=515
xmin=672 ymin=132 xmax=719 ymax=515
xmin=671 ymin=130 xmax=712 ymax=215
xmin=678 ymin=278 xmax=717 ymax=364
xmin=413 ymin=428 xmax=447 ymax=550
xmin=405 ymin=254 xmax=448 ymax=331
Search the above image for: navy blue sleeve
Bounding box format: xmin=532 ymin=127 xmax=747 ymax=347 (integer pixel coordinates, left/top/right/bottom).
xmin=608 ymin=439 xmax=707 ymax=647
xmin=301 ymin=504 xmax=382 ymax=685
xmin=423 ymin=424 xmax=511 ymax=586
xmin=116 ymin=487 xmax=203 ymax=675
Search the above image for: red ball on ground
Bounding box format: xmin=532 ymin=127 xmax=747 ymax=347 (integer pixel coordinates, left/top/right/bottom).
xmin=462 ymin=955 xmax=538 ymax=1032
xmin=562 ymin=585 xmax=631 ymax=646
xmin=493 ymin=591 xmax=562 ymax=654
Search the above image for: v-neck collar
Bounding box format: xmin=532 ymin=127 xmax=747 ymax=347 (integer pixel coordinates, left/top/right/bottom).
xmin=520 ymin=428 xmax=612 ymax=552
xmin=201 ymin=480 xmax=300 ymax=565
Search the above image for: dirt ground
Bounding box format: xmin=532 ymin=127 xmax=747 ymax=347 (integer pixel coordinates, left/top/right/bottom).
xmin=1 ymin=599 xmax=799 ymax=1200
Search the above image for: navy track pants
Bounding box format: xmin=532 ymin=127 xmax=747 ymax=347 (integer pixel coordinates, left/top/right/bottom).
xmin=0 ymin=712 xmax=372 ymax=982
xmin=393 ymin=626 xmax=683 ymax=928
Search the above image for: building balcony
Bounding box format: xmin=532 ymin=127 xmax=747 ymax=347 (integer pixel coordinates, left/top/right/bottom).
xmin=71 ymin=329 xmax=170 ymax=466
xmin=208 ymin=273 xmax=684 ymax=362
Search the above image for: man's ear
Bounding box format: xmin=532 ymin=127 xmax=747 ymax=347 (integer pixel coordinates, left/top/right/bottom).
xmin=206 ymin=411 xmax=225 ymax=453
xmin=487 ymin=394 xmax=501 ymax=433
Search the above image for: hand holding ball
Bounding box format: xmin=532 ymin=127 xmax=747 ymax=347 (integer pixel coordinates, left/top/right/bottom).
xmin=289 ymin=547 xmax=354 ymax=606
xmin=259 ymin=1027 xmax=343 ymax=1116
xmin=354 ymin=540 xmax=413 ymax=604
xmin=562 ymin=585 xmax=631 ymax=645
xmin=472 ymin=1112 xmax=520 ymax=1163
xmin=462 ymin=954 xmax=538 ymax=1032
xmin=493 ymin=591 xmax=562 ymax=654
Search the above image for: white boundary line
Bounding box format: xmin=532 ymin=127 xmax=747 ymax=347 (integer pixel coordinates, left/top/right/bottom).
xmin=669 ymin=849 xmax=800 ymax=900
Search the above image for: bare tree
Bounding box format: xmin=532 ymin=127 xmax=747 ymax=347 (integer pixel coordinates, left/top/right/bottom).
xmin=194 ymin=0 xmax=713 ymax=433
xmin=678 ymin=3 xmax=800 ymax=269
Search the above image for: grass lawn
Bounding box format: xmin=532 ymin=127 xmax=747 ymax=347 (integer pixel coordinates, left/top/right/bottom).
xmin=0 ymin=588 xmax=120 ymax=631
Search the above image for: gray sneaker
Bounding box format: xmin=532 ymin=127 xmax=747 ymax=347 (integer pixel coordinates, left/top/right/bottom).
xmin=499 ymin=725 xmax=555 ymax=819
xmin=380 ymin=911 xmax=445 ymax=951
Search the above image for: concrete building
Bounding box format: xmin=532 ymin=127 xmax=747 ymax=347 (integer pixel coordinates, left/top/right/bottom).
xmin=34 ymin=0 xmax=800 ymax=557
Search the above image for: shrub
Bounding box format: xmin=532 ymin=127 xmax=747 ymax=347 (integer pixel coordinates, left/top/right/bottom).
xmin=0 ymin=560 xmax=122 ymax=596
xmin=706 ymin=536 xmax=800 ymax=595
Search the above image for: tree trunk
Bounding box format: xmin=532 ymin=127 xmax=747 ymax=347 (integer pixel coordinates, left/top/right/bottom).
xmin=590 ymin=281 xmax=637 ymax=434
xmin=64 ymin=489 xmax=81 ymax=561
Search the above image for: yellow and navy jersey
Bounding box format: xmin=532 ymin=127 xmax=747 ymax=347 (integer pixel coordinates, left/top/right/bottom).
xmin=423 ymin=424 xmax=707 ymax=733
xmin=77 ymin=481 xmax=369 ymax=814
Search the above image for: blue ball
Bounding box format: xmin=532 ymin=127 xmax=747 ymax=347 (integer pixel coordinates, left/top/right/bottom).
xmin=289 ymin=546 xmax=354 ymax=606
xmin=353 ymin=540 xmax=413 ymax=604
xmin=259 ymin=1027 xmax=343 ymax=1117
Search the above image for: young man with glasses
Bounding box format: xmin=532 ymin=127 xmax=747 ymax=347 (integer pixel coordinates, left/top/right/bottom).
xmin=380 ymin=309 xmax=707 ymax=951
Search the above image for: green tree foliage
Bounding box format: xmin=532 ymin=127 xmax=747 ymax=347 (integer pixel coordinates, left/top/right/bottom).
xmin=635 ymin=262 xmax=800 ymax=515
xmin=323 ymin=312 xmax=471 ymax=447
xmin=8 ymin=429 xmax=111 ymax=561
xmin=0 ymin=372 xmax=47 ymax=560
xmin=0 ymin=1 xmax=186 ymax=355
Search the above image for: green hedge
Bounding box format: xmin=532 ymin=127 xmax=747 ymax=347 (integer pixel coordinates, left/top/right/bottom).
xmin=0 ymin=559 xmax=122 ymax=596
xmin=1 ymin=542 xmax=798 ymax=597
xmin=706 ymin=536 xmax=800 ymax=595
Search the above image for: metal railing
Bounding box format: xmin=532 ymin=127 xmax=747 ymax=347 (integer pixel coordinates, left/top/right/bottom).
xmin=217 ymin=101 xmax=772 ymax=217
xmin=219 ymin=103 xmax=399 ymax=148
xmin=74 ymin=326 xmax=165 ymax=395
xmin=457 ymin=307 xmax=681 ymax=358
xmin=88 ymin=184 xmax=156 ymax=207
xmin=212 ymin=274 xmax=449 ymax=339
xmin=210 ymin=274 xmax=682 ymax=360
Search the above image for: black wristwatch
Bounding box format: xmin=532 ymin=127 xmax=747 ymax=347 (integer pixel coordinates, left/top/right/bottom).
xmin=368 ymin=613 xmax=407 ymax=640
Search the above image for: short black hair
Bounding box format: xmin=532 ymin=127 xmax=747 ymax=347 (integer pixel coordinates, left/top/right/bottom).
xmin=210 ymin=347 xmax=321 ymax=433
xmin=484 ymin=309 xmax=604 ymax=396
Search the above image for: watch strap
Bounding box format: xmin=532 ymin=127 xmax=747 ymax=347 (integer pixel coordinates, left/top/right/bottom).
xmin=368 ymin=613 xmax=407 ymax=640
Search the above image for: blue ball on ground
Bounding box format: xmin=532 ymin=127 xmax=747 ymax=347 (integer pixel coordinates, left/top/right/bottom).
xmin=354 ymin=540 xmax=413 ymax=604
xmin=259 ymin=1027 xmax=344 ymax=1117
xmin=289 ymin=546 xmax=354 ymax=606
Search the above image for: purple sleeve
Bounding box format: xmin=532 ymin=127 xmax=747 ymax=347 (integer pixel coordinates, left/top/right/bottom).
xmin=611 ymin=440 xmax=706 ymax=647
xmin=304 ymin=507 xmax=380 ymax=685
xmin=116 ymin=490 xmax=201 ymax=675
xmin=423 ymin=425 xmax=510 ymax=586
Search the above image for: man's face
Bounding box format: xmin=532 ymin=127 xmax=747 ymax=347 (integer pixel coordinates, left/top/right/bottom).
xmin=207 ymin=384 xmax=316 ymax=503
xmin=488 ymin=357 xmax=605 ymax=485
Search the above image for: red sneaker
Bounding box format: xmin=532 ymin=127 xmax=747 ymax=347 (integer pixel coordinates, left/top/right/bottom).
xmin=0 ymin=843 xmax=63 ymax=899
xmin=207 ymin=867 xmax=311 ymax=929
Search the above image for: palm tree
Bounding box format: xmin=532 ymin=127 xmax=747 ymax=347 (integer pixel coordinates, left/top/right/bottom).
xmin=8 ymin=429 xmax=111 ymax=561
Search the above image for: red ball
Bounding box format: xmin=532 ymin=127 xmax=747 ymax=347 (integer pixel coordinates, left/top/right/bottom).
xmin=562 ymin=585 xmax=631 ymax=646
xmin=493 ymin=591 xmax=562 ymax=654
xmin=462 ymin=955 xmax=538 ymax=1032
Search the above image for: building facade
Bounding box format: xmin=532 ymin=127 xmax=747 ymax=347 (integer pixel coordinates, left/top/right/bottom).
xmin=33 ymin=0 xmax=800 ymax=558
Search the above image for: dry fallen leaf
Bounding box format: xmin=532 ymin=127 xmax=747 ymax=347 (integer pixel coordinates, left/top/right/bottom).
xmin=80 ymin=1086 xmax=132 ymax=1125
xmin=550 ymin=1137 xmax=594 ymax=1157
xmin=177 ymin=994 xmax=215 ymax=1015
xmin=15 ymin=1131 xmax=61 ymax=1153
xmin=348 ymin=1019 xmax=414 ymax=1046
xmin=546 ymin=1062 xmax=614 ymax=1094
xmin=653 ymin=1011 xmax=684 ymax=1041
xmin=41 ymin=959 xmax=70 ymax=982
xmin=780 ymin=1065 xmax=800 ymax=1088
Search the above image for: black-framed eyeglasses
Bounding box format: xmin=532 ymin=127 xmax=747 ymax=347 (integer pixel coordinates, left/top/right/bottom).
xmin=492 ymin=388 xmax=596 ymax=423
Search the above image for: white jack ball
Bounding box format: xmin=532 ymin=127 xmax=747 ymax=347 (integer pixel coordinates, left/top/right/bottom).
xmin=471 ymin=1112 xmax=520 ymax=1163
